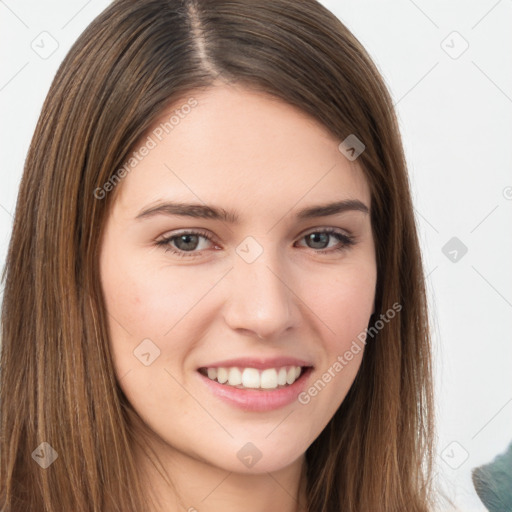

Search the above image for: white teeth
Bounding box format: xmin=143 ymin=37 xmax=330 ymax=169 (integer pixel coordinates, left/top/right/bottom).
xmin=260 ymin=368 xmax=278 ymax=389
xmin=277 ymin=367 xmax=287 ymax=386
xmin=217 ymin=367 xmax=228 ymax=384
xmin=228 ymin=367 xmax=243 ymax=386
xmin=242 ymin=368 xmax=260 ymax=388
xmin=202 ymin=365 xmax=304 ymax=390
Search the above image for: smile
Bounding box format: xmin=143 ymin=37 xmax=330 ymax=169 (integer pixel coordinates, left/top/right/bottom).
xmin=198 ymin=365 xmax=303 ymax=390
xmin=196 ymin=364 xmax=314 ymax=412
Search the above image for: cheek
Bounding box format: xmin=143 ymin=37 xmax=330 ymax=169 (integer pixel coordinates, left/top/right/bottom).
xmin=311 ymin=263 xmax=376 ymax=343
xmin=100 ymin=246 xmax=203 ymax=339
xmin=290 ymin=263 xmax=376 ymax=442
xmin=102 ymin=272 xmax=170 ymax=337
xmin=301 ymin=261 xmax=375 ymax=398
xmin=99 ymin=245 xmax=222 ymax=380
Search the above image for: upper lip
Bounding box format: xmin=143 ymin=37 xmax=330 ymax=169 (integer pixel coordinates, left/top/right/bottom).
xmin=198 ymin=357 xmax=314 ymax=370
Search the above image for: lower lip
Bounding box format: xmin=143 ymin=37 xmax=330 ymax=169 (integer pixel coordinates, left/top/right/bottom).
xmin=197 ymin=367 xmax=313 ymax=412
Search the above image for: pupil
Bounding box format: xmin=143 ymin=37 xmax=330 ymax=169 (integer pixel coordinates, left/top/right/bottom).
xmin=177 ymin=234 xmax=198 ymax=251
xmin=308 ymin=232 xmax=328 ymax=249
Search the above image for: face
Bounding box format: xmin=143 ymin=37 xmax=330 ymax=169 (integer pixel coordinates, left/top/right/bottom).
xmin=99 ymin=84 xmax=377 ymax=475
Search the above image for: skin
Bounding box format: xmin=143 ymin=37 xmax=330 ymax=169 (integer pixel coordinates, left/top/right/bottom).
xmin=99 ymin=84 xmax=377 ymax=512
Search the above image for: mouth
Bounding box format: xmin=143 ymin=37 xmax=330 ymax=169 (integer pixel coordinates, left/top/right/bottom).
xmin=197 ymin=365 xmax=312 ymax=391
xmin=195 ymin=356 xmax=315 ymax=411
xmin=196 ymin=364 xmax=314 ymax=411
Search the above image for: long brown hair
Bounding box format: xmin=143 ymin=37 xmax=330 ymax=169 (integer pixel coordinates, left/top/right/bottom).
xmin=0 ymin=0 xmax=434 ymax=510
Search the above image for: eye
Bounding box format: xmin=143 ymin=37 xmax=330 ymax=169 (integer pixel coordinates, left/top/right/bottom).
xmin=295 ymin=228 xmax=355 ymax=254
xmin=155 ymin=229 xmax=215 ymax=258
xmin=155 ymin=227 xmax=356 ymax=258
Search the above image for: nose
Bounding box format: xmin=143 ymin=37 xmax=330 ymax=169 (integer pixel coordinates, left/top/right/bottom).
xmin=222 ymin=245 xmax=301 ymax=340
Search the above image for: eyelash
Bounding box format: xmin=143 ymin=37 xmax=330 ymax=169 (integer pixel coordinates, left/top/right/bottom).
xmin=155 ymin=228 xmax=356 ymax=259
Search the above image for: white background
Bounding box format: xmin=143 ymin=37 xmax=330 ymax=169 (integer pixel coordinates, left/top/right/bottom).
xmin=0 ymin=1 xmax=511 ymax=510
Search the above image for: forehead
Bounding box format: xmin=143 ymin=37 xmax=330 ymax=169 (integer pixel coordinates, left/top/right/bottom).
xmin=112 ymin=85 xmax=371 ymax=219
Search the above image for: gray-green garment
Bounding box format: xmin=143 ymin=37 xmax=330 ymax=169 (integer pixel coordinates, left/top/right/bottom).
xmin=472 ymin=441 xmax=512 ymax=512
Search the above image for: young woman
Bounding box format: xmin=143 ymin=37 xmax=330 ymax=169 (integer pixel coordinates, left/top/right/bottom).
xmin=0 ymin=0 xmax=435 ymax=510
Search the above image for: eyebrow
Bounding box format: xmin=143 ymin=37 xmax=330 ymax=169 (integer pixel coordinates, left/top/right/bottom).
xmin=135 ymin=198 xmax=369 ymax=223
xmin=135 ymin=199 xmax=369 ymax=223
